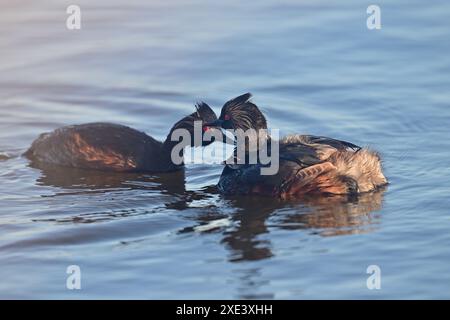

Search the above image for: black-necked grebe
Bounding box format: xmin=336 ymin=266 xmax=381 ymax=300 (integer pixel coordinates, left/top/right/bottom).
xmin=204 ymin=93 xmax=387 ymax=198
xmin=25 ymin=103 xmax=217 ymax=172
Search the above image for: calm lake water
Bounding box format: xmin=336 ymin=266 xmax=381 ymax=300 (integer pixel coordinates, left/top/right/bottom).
xmin=1 ymin=0 xmax=450 ymax=299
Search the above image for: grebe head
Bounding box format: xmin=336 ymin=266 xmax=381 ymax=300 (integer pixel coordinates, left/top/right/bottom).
xmin=167 ymin=101 xmax=218 ymax=147
xmin=204 ymin=93 xmax=267 ymax=132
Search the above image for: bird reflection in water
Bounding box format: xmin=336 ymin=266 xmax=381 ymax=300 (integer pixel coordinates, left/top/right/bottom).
xmin=185 ymin=187 xmax=387 ymax=262
xmin=28 ymin=161 xmax=214 ymax=219
xmin=30 ymin=161 xmax=386 ymax=262
xmin=31 ymin=162 xmax=185 ymax=193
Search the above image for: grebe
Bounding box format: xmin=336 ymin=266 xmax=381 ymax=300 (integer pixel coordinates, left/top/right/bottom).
xmin=25 ymin=103 xmax=217 ymax=172
xmin=204 ymin=93 xmax=387 ymax=198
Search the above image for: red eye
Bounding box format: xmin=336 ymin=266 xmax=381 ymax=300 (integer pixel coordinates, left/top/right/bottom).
xmin=224 ymin=114 xmax=230 ymax=120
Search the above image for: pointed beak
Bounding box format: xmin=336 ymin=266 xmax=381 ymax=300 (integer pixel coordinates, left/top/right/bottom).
xmin=203 ymin=119 xmax=224 ymax=129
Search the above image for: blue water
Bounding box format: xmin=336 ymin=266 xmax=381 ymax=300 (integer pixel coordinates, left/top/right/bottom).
xmin=1 ymin=0 xmax=450 ymax=299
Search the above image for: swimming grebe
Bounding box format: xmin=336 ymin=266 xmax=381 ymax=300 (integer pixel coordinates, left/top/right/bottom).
xmin=204 ymin=93 xmax=387 ymax=198
xmin=25 ymin=103 xmax=217 ymax=172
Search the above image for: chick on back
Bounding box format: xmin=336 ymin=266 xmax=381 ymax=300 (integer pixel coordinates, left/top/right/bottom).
xmin=204 ymin=93 xmax=387 ymax=198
